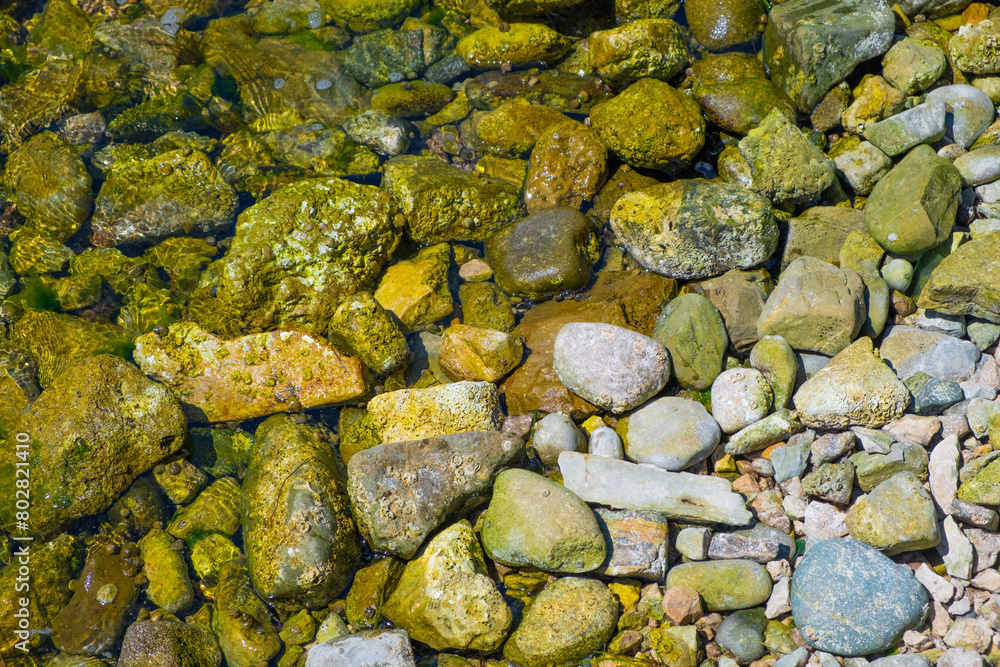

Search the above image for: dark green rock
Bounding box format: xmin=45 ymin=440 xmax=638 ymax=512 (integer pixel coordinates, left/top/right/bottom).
xmin=790 ymin=538 xmax=929 ymax=655
xmin=464 ymin=70 xmax=615 ymax=113
xmin=716 ymin=608 xmax=767 ymax=664
xmin=903 ymin=371 xmax=964 ymax=415
xmin=653 ymin=293 xmax=729 ymax=390
xmin=118 ymin=619 xmax=222 ymax=667
xmin=343 ymin=29 xmax=424 ymax=88
xmin=459 ymin=282 xmax=516 ymax=332
xmin=692 ymin=78 xmax=797 ymax=135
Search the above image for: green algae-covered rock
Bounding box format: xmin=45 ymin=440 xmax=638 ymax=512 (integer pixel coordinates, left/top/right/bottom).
xmin=467 ymin=99 xmax=568 ymax=157
xmin=737 ymin=109 xmax=836 ymax=210
xmin=763 ymin=0 xmax=895 ymax=113
xmin=503 ymin=577 xmax=618 ymax=667
xmin=243 ymin=415 xmax=360 ymax=607
xmin=371 ymin=81 xmax=455 ymax=117
xmin=374 ymin=243 xmax=453 ymax=332
xmin=591 ymin=78 xmax=704 ymax=173
xmin=438 ymin=324 xmax=523 ymax=382
xmin=329 ymin=290 xmax=411 ymax=375
xmin=346 ymin=557 xmax=404 ymax=629
xmin=686 ymin=52 xmax=768 ymax=86
xmin=8 ymin=228 xmax=75 ymax=275
xmin=366 ymin=381 xmax=504 ymax=443
xmin=615 ymin=0 xmax=682 ymax=19
xmin=882 ymin=38 xmax=948 ymax=96
xmin=486 ymin=207 xmax=600 ymax=300
xmin=918 ymin=232 xmax=1000 ymax=322
xmin=139 ymin=527 xmax=194 ymax=614
xmin=190 ymin=533 xmax=241 ymax=581
xmin=692 ymin=78 xmax=797 ymax=135
xmin=949 ymin=20 xmax=1000 ymax=75
xmin=780 ymin=206 xmax=865 ymax=271
xmin=118 ymin=619 xmax=223 ymax=667
xmin=249 ymin=0 xmax=324 ymax=34
xmin=465 ymin=70 xmax=615 ymax=113
xmin=610 ymin=179 xmax=778 ymax=280
xmin=486 ymin=0 xmax=587 ymax=13
xmin=4 ymin=132 xmax=91 ymax=243
xmin=588 ymin=19 xmax=687 ymax=88
xmin=167 ymin=477 xmax=242 ymax=542
xmin=864 ymin=144 xmax=961 ymax=256
xmin=211 ymin=559 xmax=280 ymax=667
xmin=653 ymin=293 xmax=728 ymax=390
xmin=845 ymin=472 xmax=941 ymax=555
xmin=319 ymin=0 xmax=418 ymax=33
xmin=118 ymin=282 xmax=183 ymax=334
xmin=686 ymin=0 xmax=764 ymax=51
xmin=457 ymin=24 xmax=570 ymax=70
xmin=91 ymin=149 xmax=237 ymax=247
xmin=0 ymin=355 xmax=184 ymax=537
xmin=217 ymin=176 xmax=399 ymax=334
xmin=957 ymin=457 xmax=1000 ymax=505
xmin=482 ymin=469 xmax=606 ymax=572
xmin=524 ymin=120 xmax=607 ymax=213
xmin=0 ymin=57 xmax=84 ymax=147
xmin=459 ymin=281 xmax=516 ymax=332
xmin=750 ymin=335 xmax=798 ymax=409
xmin=343 ymin=28 xmax=424 ymax=87
xmin=666 ymin=560 xmax=772 ymax=611
xmin=851 ymin=442 xmax=929 ymax=492
xmin=384 ymin=520 xmax=513 ymax=651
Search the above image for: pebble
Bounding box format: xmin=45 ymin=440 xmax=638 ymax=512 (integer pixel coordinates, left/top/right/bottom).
xmin=677 ymin=527 xmax=712 ymax=561
xmin=905 ymin=372 xmax=965 ymax=416
xmin=951 ymin=499 xmax=999 ymax=531
xmin=726 ymin=409 xmax=804 ymax=455
xmin=929 ymin=436 xmax=961 ymax=515
xmin=306 ymin=629 xmax=416 ymax=667
xmin=811 ymin=432 xmax=856 ymax=466
xmin=773 ymin=430 xmax=816 ymax=483
xmin=667 ymin=560 xmax=773 ymax=611
xmin=532 ymin=413 xmax=586 ymax=466
xmin=618 ymin=397 xmax=722 ymax=471
xmin=662 ymin=585 xmax=705 ymax=626
xmin=595 ymin=509 xmax=669 ymax=580
xmin=915 ymin=563 xmax=956 ymax=604
xmin=943 ymin=618 xmax=992 ymax=652
xmin=588 ymin=426 xmax=624 ymax=459
xmin=953 ymin=144 xmax=1000 ymax=186
xmin=939 ymin=516 xmax=975 ymax=580
xmin=750 ymin=335 xmax=799 ymax=409
xmin=766 ymin=577 xmax=792 ymax=619
xmin=852 ymin=426 xmax=894 ymax=454
xmin=708 ymin=532 xmax=781 ymax=564
xmin=844 ymin=472 xmax=941 ymax=555
xmin=938 ymin=648 xmax=984 ymax=667
xmin=711 ymin=368 xmax=775 ymax=434
xmin=716 ymin=608 xmax=767 ymax=663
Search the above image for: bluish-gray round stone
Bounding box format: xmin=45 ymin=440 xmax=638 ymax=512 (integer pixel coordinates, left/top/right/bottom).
xmin=790 ymin=538 xmax=929 ymax=656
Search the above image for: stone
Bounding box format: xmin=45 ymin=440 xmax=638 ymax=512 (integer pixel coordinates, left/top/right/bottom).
xmin=951 ymin=498 xmax=998 ymax=530
xmin=880 ymin=325 xmax=981 ymax=382
xmin=117 ymin=620 xmax=222 ymax=667
xmin=348 ymin=431 xmax=520 ymax=559
xmin=617 ymin=397 xmax=721 ymax=471
xmin=692 ymin=78 xmax=797 ymax=136
xmin=708 ymin=532 xmax=780 ymax=564
xmin=594 ymin=509 xmax=670 ymax=580
xmin=328 ymin=291 xmax=411 ymax=376
xmin=914 ymin=563 xmax=955 ymax=604
xmin=811 ymin=82 xmax=853 ymax=132
xmin=456 ymin=23 xmax=571 ymax=70
xmin=918 ymin=232 xmax=1000 ymax=323
xmin=842 ymin=76 xmax=906 ymax=136
xmin=943 ymin=618 xmax=992 ymax=652
xmin=717 ymin=608 xmax=767 ymax=663
xmin=882 ymin=414 xmax=941 ymax=447
xmin=863 ymin=100 xmax=947 ymax=157
xmin=830 ymin=137 xmax=893 ymax=197
xmin=790 ymin=537 xmax=930 ymax=655
xmin=0 ymin=355 xmax=185 ymax=537
xmin=926 ymin=84 xmax=996 ymax=148
xmin=845 ymin=472 xmax=941 ymax=555
xmin=438 ymin=324 xmax=522 ymax=383
xmin=851 ymin=443 xmax=929 ymax=492
xmin=653 ymin=293 xmax=729 ymax=390
xmin=726 ymin=409 xmax=804 ymax=456
xmin=763 ymin=0 xmax=894 ymax=112
xmin=967 ymin=398 xmax=1000 ymax=438
xmin=954 ymin=145 xmax=1000 ymax=186
xmin=305 ymin=629 xmax=416 ymax=667
xmin=766 ymin=577 xmax=792 ymax=619
xmin=553 ymin=323 xmax=671 ymax=413
xmin=532 ymin=413 xmax=586 ymax=466
xmin=950 ymin=20 xmax=1000 ymax=74
xmin=802 ymin=461 xmax=855 ymax=504
xmin=502 ymin=577 xmax=618 ymax=667
xmin=524 ymin=121 xmax=608 ymax=213
xmin=558 ymin=452 xmax=754 ymax=525
xmin=375 ymin=243 xmax=453 ymax=332
xmin=780 ymin=206 xmax=865 ymax=271
xmin=758 ymin=257 xmax=865 ymax=356
xmin=590 ymin=78 xmax=705 ymax=173
xmin=864 ymin=145 xmax=962 ymax=255
xmin=662 ymin=585 xmax=704 ymax=625
xmin=383 ymin=521 xmax=512 ymax=651
xmin=666 ymin=560 xmax=772 ymax=611
xmin=750 ymin=335 xmax=798 ymax=409
xmin=589 ymin=427 xmax=624 ymax=459
xmin=929 ymin=436 xmax=961 ymax=514
xmin=686 ymin=269 xmax=773 ymax=354
xmin=676 ymin=527 xmax=712 ymax=561
xmin=882 ymin=259 xmax=915 ymax=293
xmin=882 ymin=38 xmax=948 ymax=95
xmin=711 ymin=368 xmax=775 ymax=434
xmin=482 ymin=469 xmax=606 ymax=572
xmin=938 ymin=516 xmax=974 ymax=579
xmin=803 ymin=502 xmax=849 ymax=544
xmin=137 ymin=527 xmax=194 ymax=615
xmin=773 ymin=431 xmax=816 ymax=483
xmin=611 ymin=179 xmax=777 ymax=281
xmin=468 ymin=99 xmax=568 ymax=158
xmin=737 ymin=109 xmax=837 ymax=210
xmin=938 ymin=649 xmax=984 ymax=667
xmin=366 ymin=381 xmax=503 ymax=443
xmin=588 ymin=19 xmax=688 ymax=87
xmin=793 ymin=337 xmax=911 ymax=429
xmin=904 ymin=372 xmax=965 ymax=416
xmin=343 ymin=110 xmax=412 ymax=157
xmin=811 ymin=432 xmax=856 ymax=466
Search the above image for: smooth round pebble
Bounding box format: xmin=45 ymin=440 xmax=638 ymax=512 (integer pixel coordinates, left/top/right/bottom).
xmin=881 ymin=258 xmax=914 ymax=292
xmin=618 ymin=397 xmax=721 ymax=471
xmin=588 ymin=426 xmax=623 ymax=460
xmin=532 ymin=413 xmax=586 ymax=466
xmin=711 ymin=368 xmax=774 ymax=434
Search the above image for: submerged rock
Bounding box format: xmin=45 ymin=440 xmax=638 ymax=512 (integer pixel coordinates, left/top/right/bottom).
xmin=366 ymin=381 xmax=504 ymax=443
xmin=211 ymin=558 xmax=281 ymax=667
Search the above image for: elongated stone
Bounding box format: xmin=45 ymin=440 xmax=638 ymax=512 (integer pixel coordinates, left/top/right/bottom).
xmin=348 ymin=431 xmax=523 ymax=559
xmin=725 ymin=409 xmax=804 ymax=455
xmin=558 ymin=452 xmax=753 ymax=526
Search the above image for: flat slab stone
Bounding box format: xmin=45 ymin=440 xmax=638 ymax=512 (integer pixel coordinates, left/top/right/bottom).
xmin=134 ymin=322 xmax=366 ymax=423
xmin=306 ymin=629 xmax=415 ymax=667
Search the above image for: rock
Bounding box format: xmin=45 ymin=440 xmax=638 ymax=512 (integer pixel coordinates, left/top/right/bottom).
xmin=938 ymin=515 xmax=974 ymax=579
xmin=460 ymin=282 xmax=516 ymax=333
xmin=954 ymin=145 xmax=1000 ymax=186
xmin=367 ymin=381 xmax=503 ymax=443
xmin=611 ymin=179 xmax=778 ymax=280
xmin=532 ymin=413 xmax=586 ymax=466
xmin=676 ymin=527 xmax=712 ymax=561
xmin=943 ymin=618 xmax=991 ymax=652
xmin=725 ymin=408 xmax=804 ymax=456
xmin=383 ymin=521 xmax=512 ymax=651
xmin=882 ymin=259 xmax=914 ymax=292
xmin=306 ymin=629 xmax=416 ymax=667
xmin=967 ymin=398 xmax=1000 ymax=438
xmin=662 ymin=585 xmax=704 ymax=625
xmin=951 ymin=498 xmax=998 ymax=530
xmin=666 ymin=560 xmax=772 ymax=611
xmin=328 ymin=291 xmax=411 ymax=376
xmin=216 ymin=177 xmax=398 ymax=334
xmin=133 ymin=322 xmax=365 ymax=424
xmin=594 ymin=509 xmax=670 ymax=580
xmin=589 ymin=427 xmax=624 ymax=459
xmin=880 ymin=325 xmax=981 ymax=382
xmin=693 ymin=78 xmax=797 ymax=136
xmin=845 ymin=472 xmax=941 ymax=555
xmin=830 ymin=137 xmax=893 ymax=196
xmin=842 ymin=76 xmax=906 ymax=136
xmin=914 ymin=562 xmax=955 ymax=603
xmin=758 ymin=257 xmax=866 ymax=356
xmin=371 ymin=81 xmax=455 ymax=117
xmin=91 ymin=149 xmax=236 ymax=247
xmin=559 ymin=452 xmax=754 ymax=525
xmin=737 ymin=109 xmax=836 ymax=210
xmin=342 ymin=29 xmax=424 ymax=87
xmin=882 ymin=38 xmax=948 ymax=95
xmin=617 ymin=397 xmax=721 ymax=471
xmin=811 ymin=432 xmax=855 ymax=466
xmin=780 ymin=206 xmax=866 ymax=271
xmin=957 ymin=455 xmax=1000 ymax=505
xmin=590 ymin=78 xmax=705 ymax=173
xmin=382 ymin=155 xmax=520 ymax=244
xmin=864 ymin=145 xmax=961 ymax=255
xmin=138 ymin=528 xmax=194 ymax=614
xmin=118 ymin=619 xmax=222 ymax=667
xmin=686 ymin=0 xmax=764 ymax=51
xmin=524 ymin=122 xmax=608 ymax=214
xmin=343 ymin=110 xmax=412 ymax=156
xmin=375 ymin=243 xmax=453 ymax=332
xmin=653 ymin=293 xmax=729 ymax=390
xmin=0 ymin=355 xmax=185 ymax=537
xmin=918 ymin=232 xmax=1000 ymax=323
xmin=904 ymin=372 xmax=964 ymax=415
xmin=348 ymin=431 xmax=521 ymax=559
xmin=716 ymin=608 xmax=767 ymax=663
xmin=863 ymin=99 xmax=947 ymax=157
xmin=773 ymin=431 xmax=816 ymax=483
xmin=711 ymin=368 xmax=774 ymax=434
xmin=790 ymin=538 xmax=930 ymax=655
xmin=554 ymin=323 xmax=670 ymax=413
xmin=851 ymin=442 xmax=929 ymax=492
xmin=686 ymin=269 xmax=773 ymax=354
xmin=766 ymin=578 xmax=793 ymax=620
xmin=950 ymin=20 xmax=1000 ymax=74
xmin=750 ymin=336 xmax=799 ymax=408
xmin=503 ymin=577 xmax=618 ymax=667
xmin=802 ymin=461 xmax=855 ymax=504
xmin=938 ymin=649 xmax=984 ymax=667
xmin=211 ymin=558 xmax=281 ymax=667
xmin=482 ymin=469 xmax=606 ymax=572
xmin=793 ymin=337 xmax=911 ymax=429
xmin=811 ymin=82 xmax=854 ymax=132
xmin=456 ymin=24 xmax=571 ymax=70
xmin=926 ymin=84 xmax=995 ymax=148
xmin=438 ymin=324 xmax=523 ymax=383
xmin=803 ymin=502 xmax=849 ymax=544
xmin=708 ymin=528 xmax=782 ymax=563
xmin=468 ymin=99 xmax=568 ymax=158
xmin=588 ymin=19 xmax=688 ymax=87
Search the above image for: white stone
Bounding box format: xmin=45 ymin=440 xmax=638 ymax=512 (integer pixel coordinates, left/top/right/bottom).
xmin=306 ymin=629 xmax=416 ymax=667
xmin=938 ymin=516 xmax=974 ymax=580
xmin=532 ymin=413 xmax=586 ymax=466
xmin=971 ymin=568 xmax=1000 ymax=593
xmin=765 ymin=577 xmax=791 ymax=619
xmin=929 ymin=436 xmax=961 ymax=515
xmin=802 ymin=501 xmax=847 ymax=545
xmin=915 ymin=563 xmax=956 ymax=604
xmin=676 ymin=526 xmax=712 ymax=561
xmin=588 ymin=426 xmax=624 ymax=460
xmin=710 ymin=368 xmax=774 ymax=434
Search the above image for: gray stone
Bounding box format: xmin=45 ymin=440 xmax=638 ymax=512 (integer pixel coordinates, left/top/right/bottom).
xmin=938 ymin=515 xmax=974 ymax=579
xmin=951 ymin=498 xmax=999 ymax=530
xmin=796 ymin=353 xmax=831 ymax=384
xmin=790 ymin=537 xmax=930 ymax=656
xmin=711 ymin=368 xmax=775 ymax=434
xmin=880 ymin=325 xmax=981 ymax=382
xmin=812 ymin=432 xmax=856 ymax=466
xmin=968 ymin=319 xmax=1000 ymax=350
xmin=852 ymin=426 xmax=894 ymax=454
xmin=589 ymin=426 xmax=624 ymax=460
xmin=905 ymin=372 xmax=964 ymax=415
xmin=803 ymin=461 xmax=854 ymax=504
xmin=772 ymin=430 xmax=816 ymax=483
xmin=929 ymin=435 xmax=961 ymax=515
xmin=532 ymin=413 xmax=586 ymax=466
xmin=882 ymin=38 xmax=948 ymax=96
xmin=766 ymin=577 xmax=793 ymax=619
xmin=554 ymin=323 xmax=671 ymax=414
xmin=968 ymin=528 xmax=1000 ymax=572
xmin=937 ymin=649 xmax=984 ymax=667
xmin=954 ymin=145 xmax=1000 ymax=186
xmin=306 ymin=629 xmax=416 ymax=667
xmin=619 ymin=397 xmax=722 ymax=471
xmin=863 ymin=100 xmax=947 ymax=157
xmin=726 ymin=408 xmax=804 ymax=455
xmin=774 ymin=647 xmax=810 ymax=667
xmin=676 ymin=526 xmax=712 ymax=561
xmin=926 ymin=85 xmax=996 ymax=148
xmin=343 ymin=110 xmax=412 ymax=156
xmin=708 ymin=532 xmax=781 ymax=564
xmin=717 ymin=608 xmax=767 ymax=663
xmin=909 ymin=308 xmax=966 ymax=337
xmin=869 ymin=657 xmax=930 ymax=667
xmin=966 ymin=398 xmax=1000 ymax=438
xmin=831 ymin=138 xmax=893 ymax=196
xmin=881 ymin=259 xmax=914 ymax=292
xmin=851 ymin=442 xmax=929 ymax=492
